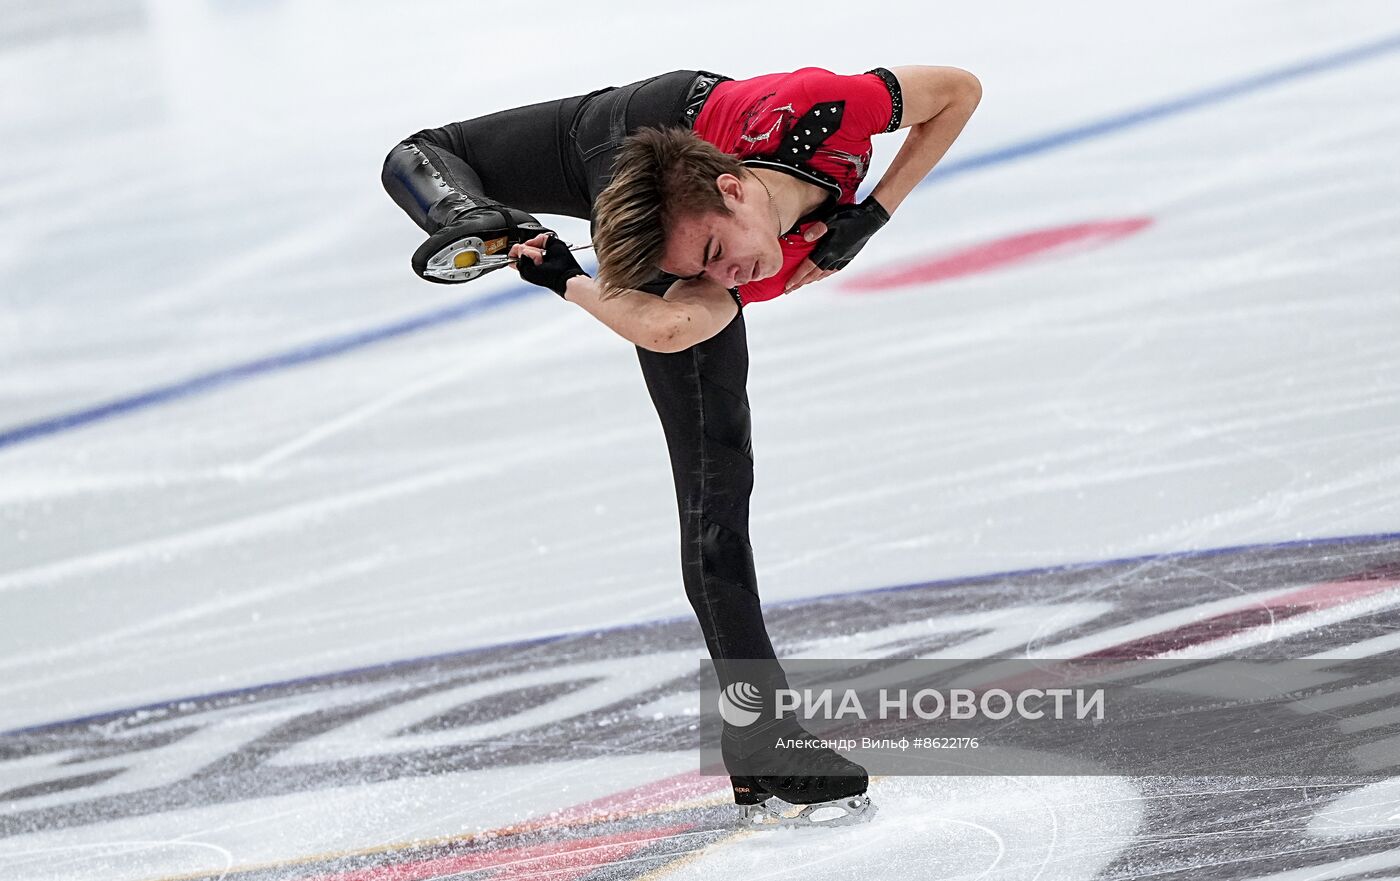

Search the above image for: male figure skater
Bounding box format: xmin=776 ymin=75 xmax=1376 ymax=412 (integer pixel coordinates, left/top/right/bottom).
xmin=382 ymin=64 xmax=980 ymax=825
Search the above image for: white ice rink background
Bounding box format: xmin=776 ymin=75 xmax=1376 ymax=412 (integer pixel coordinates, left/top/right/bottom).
xmin=2 ymin=1 xmax=1400 ymax=879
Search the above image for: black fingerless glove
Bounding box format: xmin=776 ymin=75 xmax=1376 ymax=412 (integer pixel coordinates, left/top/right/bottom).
xmin=809 ymin=195 xmax=891 ymax=271
xmin=519 ymin=234 xmax=589 ymax=297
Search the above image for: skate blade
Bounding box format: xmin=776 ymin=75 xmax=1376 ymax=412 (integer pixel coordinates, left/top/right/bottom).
xmin=740 ymin=794 xmax=877 ymax=830
xmin=422 ymin=235 xmax=511 ymax=282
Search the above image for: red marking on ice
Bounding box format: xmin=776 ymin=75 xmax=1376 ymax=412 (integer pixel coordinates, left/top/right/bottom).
xmin=546 ymin=768 xmax=728 ymax=826
xmin=1085 ymin=566 xmax=1400 ymax=660
xmin=841 ymin=217 xmax=1153 ymax=292
xmin=984 ymin=565 xmax=1400 ymax=693
xmin=306 ymin=825 xmax=695 ymax=881
xmin=300 ymin=772 xmax=731 ymax=881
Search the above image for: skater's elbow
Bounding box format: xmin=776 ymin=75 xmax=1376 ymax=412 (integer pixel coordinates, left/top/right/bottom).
xmin=890 ymin=66 xmax=982 ymax=125
xmin=643 ymin=305 xmax=721 ymax=353
xmin=641 ymin=278 xmax=739 ymax=352
xmin=643 ymin=311 xmax=698 ymax=353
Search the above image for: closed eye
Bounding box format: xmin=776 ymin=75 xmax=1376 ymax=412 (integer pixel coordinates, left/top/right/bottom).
xmin=679 ymin=244 xmax=722 ymax=282
xmin=674 ymin=240 xmax=722 ymax=281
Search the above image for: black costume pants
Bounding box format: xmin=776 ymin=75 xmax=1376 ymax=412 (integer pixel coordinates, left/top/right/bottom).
xmin=382 ymin=71 xmax=786 ymax=693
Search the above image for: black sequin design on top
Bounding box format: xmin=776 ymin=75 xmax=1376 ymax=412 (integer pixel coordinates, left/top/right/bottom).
xmin=865 ymin=66 xmax=904 ymax=133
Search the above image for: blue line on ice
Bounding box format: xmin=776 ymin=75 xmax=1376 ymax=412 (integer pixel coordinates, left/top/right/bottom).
xmin=2 ymin=30 xmax=1398 ymax=451
xmin=925 ymin=31 xmax=1400 ymax=179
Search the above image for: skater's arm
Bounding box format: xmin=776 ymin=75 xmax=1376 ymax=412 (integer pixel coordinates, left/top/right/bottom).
xmin=786 ymin=66 xmax=981 ymax=294
xmin=868 ymin=65 xmax=982 ymax=215
xmin=512 ymin=233 xmax=736 ymax=352
xmin=562 ymin=274 xmax=738 ymax=353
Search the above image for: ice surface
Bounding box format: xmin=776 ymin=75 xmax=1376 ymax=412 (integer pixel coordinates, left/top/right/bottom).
xmin=3 ymin=0 xmax=1400 ymax=878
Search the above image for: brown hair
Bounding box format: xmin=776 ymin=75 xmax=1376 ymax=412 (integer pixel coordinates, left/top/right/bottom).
xmin=592 ymin=126 xmax=745 ymax=297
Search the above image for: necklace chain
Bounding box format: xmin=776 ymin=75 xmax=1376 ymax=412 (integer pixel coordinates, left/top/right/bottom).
xmin=753 ymin=171 xmax=784 ymax=236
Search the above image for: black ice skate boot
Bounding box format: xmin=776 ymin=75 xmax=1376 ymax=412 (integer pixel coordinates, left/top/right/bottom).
xmin=723 ymin=714 xmax=876 ymax=829
xmin=381 ymin=140 xmax=553 ymax=284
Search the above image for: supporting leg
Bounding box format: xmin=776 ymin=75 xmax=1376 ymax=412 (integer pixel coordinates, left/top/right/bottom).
xmin=634 ymin=313 xmax=788 ymax=695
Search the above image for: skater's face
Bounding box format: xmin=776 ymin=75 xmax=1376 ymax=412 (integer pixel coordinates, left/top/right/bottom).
xmin=659 ymin=173 xmax=784 ymax=290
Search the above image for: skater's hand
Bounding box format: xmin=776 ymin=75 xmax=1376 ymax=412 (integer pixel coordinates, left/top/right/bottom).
xmin=785 ymin=196 xmax=890 ymax=294
xmin=511 ymin=233 xmax=588 ymax=298
xmin=783 ymin=221 xmax=836 ymax=294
